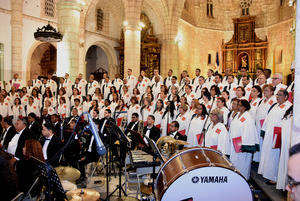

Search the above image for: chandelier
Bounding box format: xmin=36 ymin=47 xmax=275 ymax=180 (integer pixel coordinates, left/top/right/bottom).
xmin=34 ymin=23 xmax=63 ymax=42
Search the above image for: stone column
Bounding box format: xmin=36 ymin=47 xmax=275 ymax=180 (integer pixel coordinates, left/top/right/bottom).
xmin=11 ymin=0 xmax=23 ymax=78
xmin=56 ymin=0 xmax=83 ymax=81
xmin=161 ymin=38 xmax=179 ymax=77
xmin=124 ymin=25 xmax=141 ymax=77
xmin=123 ymin=0 xmax=143 ymax=77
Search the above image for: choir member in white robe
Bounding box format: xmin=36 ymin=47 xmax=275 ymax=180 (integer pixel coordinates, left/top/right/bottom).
xmin=175 ymin=104 xmax=189 ymax=136
xmin=121 ymin=85 xmax=131 ymax=106
xmin=204 ymin=108 xmax=230 ymax=155
xmin=272 ymin=73 xmax=287 ymax=95
xmin=126 ymin=69 xmax=137 ymax=93
xmin=253 ymin=85 xmax=277 ymax=162
xmin=229 ymin=99 xmax=259 ymax=180
xmin=227 ymin=98 xmax=239 ymax=130
xmin=0 ymin=94 xmax=12 ymax=117
xmin=153 ymin=99 xmax=165 ymax=129
xmin=114 ymin=100 xmax=128 ymax=127
xmin=127 ymin=97 xmax=141 ymax=124
xmin=258 ymin=90 xmax=292 ymax=183
xmin=161 ymin=101 xmax=177 ymax=137
xmin=11 ymin=98 xmax=25 ymax=123
xmin=140 ymin=98 xmax=154 ymax=125
xmin=186 ymin=103 xmax=208 ymax=147
xmin=216 ymin=97 xmax=229 ymax=125
xmin=277 ymin=106 xmax=293 ymax=190
xmin=249 ymin=86 xmax=262 ymax=119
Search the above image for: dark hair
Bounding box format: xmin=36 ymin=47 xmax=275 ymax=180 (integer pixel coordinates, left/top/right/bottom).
xmin=210 ymin=85 xmax=221 ymax=96
xmin=278 ymin=89 xmax=289 ymax=97
xmin=252 ymin=85 xmax=262 ymax=98
xmin=217 ymin=97 xmax=227 ymax=108
xmin=239 ymin=99 xmax=251 ymax=111
xmin=200 ymin=103 xmax=208 ymax=117
xmin=172 ymin=76 xmax=177 ymax=80
xmin=264 ymin=68 xmax=272 ymax=74
xmin=105 ymin=109 xmax=112 ymax=114
xmin=148 ymin=115 xmax=155 ymax=121
xmin=74 ymin=98 xmax=80 ymax=102
xmin=24 ymin=139 xmax=45 ymax=161
xmin=132 ymin=113 xmax=139 ymax=118
xmin=172 ymin=121 xmax=179 ymax=129
xmin=43 ymin=122 xmax=55 ymax=133
xmin=237 ymin=86 xmax=246 ymax=96
xmin=203 ymin=91 xmax=211 ymax=101
xmin=28 ymin=112 xmax=37 ymax=120
xmin=215 ymin=73 xmax=223 ymax=80
xmin=290 ymin=143 xmax=300 ymax=157
xmin=3 ymin=116 xmax=13 ymax=125
xmin=163 ymin=101 xmax=175 ymax=119
xmin=283 ymin=105 xmax=293 ymax=120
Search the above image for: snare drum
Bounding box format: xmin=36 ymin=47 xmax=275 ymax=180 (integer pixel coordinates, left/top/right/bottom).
xmin=156 ymin=147 xmax=253 ymax=201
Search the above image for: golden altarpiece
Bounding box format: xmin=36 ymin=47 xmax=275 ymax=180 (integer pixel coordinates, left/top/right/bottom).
xmin=115 ymin=13 xmax=161 ymax=78
xmin=222 ymin=16 xmax=268 ymax=73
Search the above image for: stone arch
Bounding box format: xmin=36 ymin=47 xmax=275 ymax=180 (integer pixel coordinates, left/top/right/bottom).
xmin=84 ymin=41 xmax=119 ymax=79
xmin=26 ymin=41 xmax=57 ymax=80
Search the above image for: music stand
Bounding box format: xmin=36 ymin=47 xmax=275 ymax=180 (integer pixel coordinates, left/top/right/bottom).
xmin=127 ymin=129 xmax=149 ymax=148
xmin=144 ymin=136 xmax=164 ymax=196
xmin=29 ymin=156 xmax=66 ymax=201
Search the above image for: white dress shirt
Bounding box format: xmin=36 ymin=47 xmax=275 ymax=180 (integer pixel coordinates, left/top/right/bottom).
xmin=42 ymin=135 xmax=53 ymax=160
xmin=7 ymin=128 xmax=25 ymax=155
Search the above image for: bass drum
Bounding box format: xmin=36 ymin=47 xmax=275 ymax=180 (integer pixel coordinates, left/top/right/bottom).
xmin=156 ymin=147 xmax=253 ymax=201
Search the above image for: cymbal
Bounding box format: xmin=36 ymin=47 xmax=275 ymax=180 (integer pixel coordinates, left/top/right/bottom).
xmin=174 ymin=140 xmax=189 ymax=145
xmin=66 ymin=188 xmax=100 ymax=201
xmin=55 ymin=166 xmax=81 ymax=183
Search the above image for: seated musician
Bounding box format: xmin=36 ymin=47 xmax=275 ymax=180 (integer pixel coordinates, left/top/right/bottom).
xmin=168 ymin=121 xmax=187 ymax=141
xmin=7 ymin=118 xmax=33 ymax=159
xmin=40 ymin=123 xmax=63 ymax=167
xmin=77 ymin=121 xmax=101 ymax=187
xmin=0 ymin=155 xmax=18 ymax=201
xmin=27 ymin=112 xmax=42 ymax=140
xmin=125 ymin=112 xmax=139 ymax=149
xmin=15 ymin=139 xmax=44 ymax=198
xmin=143 ymin=115 xmax=161 ymax=143
xmin=1 ymin=116 xmax=16 ymax=150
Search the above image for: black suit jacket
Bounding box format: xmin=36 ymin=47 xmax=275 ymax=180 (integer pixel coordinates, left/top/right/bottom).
xmin=14 ymin=128 xmax=34 ymax=159
xmin=168 ymin=131 xmax=187 ymax=141
xmin=1 ymin=126 xmax=16 ymax=150
xmin=28 ymin=121 xmax=42 ymax=140
xmin=125 ymin=121 xmax=139 ymax=135
xmin=143 ymin=126 xmax=161 ymax=142
xmin=40 ymin=135 xmax=63 ymax=167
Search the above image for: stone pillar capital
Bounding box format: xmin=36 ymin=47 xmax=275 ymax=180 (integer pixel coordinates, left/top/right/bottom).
xmin=57 ymin=0 xmax=84 ymax=12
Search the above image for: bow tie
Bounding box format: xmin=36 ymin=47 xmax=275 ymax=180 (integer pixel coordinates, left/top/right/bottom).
xmin=16 ymin=132 xmax=21 ymax=135
xmin=45 ymin=138 xmax=50 ymax=141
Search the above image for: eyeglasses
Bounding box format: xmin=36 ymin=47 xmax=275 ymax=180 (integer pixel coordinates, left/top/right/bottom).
xmin=272 ymin=78 xmax=280 ymax=80
xmin=288 ymin=176 xmax=300 ymax=189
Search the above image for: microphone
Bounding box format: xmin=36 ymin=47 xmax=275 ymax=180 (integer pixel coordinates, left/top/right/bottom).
xmin=82 ymin=112 xmax=107 ymax=156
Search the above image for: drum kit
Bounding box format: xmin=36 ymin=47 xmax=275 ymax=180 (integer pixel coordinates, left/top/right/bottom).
xmin=54 ymin=166 xmax=101 ymax=201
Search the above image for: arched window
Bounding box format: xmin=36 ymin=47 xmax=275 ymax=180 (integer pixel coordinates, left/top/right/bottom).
xmin=207 ymin=0 xmax=213 ymax=17
xmin=97 ymin=8 xmax=104 ymax=31
xmin=45 ymin=0 xmax=55 ymax=17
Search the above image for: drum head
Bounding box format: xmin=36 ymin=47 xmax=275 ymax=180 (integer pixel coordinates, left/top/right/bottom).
xmin=160 ymin=166 xmax=253 ymax=201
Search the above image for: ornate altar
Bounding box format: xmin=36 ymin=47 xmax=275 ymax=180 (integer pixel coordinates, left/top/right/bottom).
xmin=115 ymin=13 xmax=161 ymax=78
xmin=222 ymin=16 xmax=268 ymax=73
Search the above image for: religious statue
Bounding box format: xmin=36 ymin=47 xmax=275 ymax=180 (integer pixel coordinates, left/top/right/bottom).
xmin=241 ymin=55 xmax=248 ymax=68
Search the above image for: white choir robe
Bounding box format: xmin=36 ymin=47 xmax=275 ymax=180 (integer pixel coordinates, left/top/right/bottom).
xmin=243 ymin=83 xmax=253 ymax=100
xmin=10 ymin=78 xmax=24 ymax=90
xmin=225 ymin=83 xmax=238 ymax=99
xmin=121 ymin=92 xmax=131 ymax=106
xmin=137 ymin=82 xmax=148 ymax=96
xmin=102 ymin=83 xmax=113 ymax=99
xmin=112 ymin=78 xmax=123 ymax=92
xmin=127 ymin=75 xmax=137 ymax=94
xmin=73 ymin=105 xmax=83 ymax=116
xmin=253 ymin=96 xmax=277 ymax=162
xmin=205 ymin=76 xmax=215 ymax=89
xmin=175 ymin=113 xmax=189 ymax=136
xmin=229 ymin=111 xmax=259 ymax=180
xmin=186 ymin=115 xmax=206 ymax=147
xmin=185 ymin=92 xmax=196 ymax=106
xmin=249 ymin=98 xmax=261 ymax=119
xmin=258 ymin=101 xmax=292 ymax=182
xmin=11 ymin=105 xmax=25 ymax=123
xmin=127 ymin=104 xmax=141 ymax=124
xmin=153 ymin=109 xmax=165 ymax=129
xmin=57 ymin=104 xmax=69 ymax=118
xmin=164 ymin=76 xmax=173 ymax=88
xmin=222 ymin=76 xmax=238 ymax=86
xmin=26 ymin=103 xmax=40 ymax=117
xmin=274 ymin=83 xmax=287 ymax=95
xmin=204 ymin=122 xmax=230 ymax=155
xmin=0 ymin=102 xmax=12 ymax=117
xmin=20 ymin=96 xmax=29 ymax=107
xmin=46 ymin=107 xmax=56 ymax=116
xmin=70 ymin=95 xmax=83 ymax=107
xmin=57 ymin=95 xmax=70 ymax=109
xmin=152 ymin=82 xmax=161 ymax=99
xmin=33 ymin=97 xmax=42 ymax=109
xmin=215 ymin=82 xmax=225 ymax=92
xmin=276 ymin=116 xmax=292 ymax=190
xmin=151 ymin=75 xmax=163 ymax=85
xmin=83 ymin=101 xmax=92 ymax=113
xmin=219 ymin=106 xmax=230 ymax=125
xmin=161 ymin=112 xmax=176 ymax=137
xmin=99 ymin=105 xmax=114 ymax=119
xmin=193 ymin=84 xmax=207 ymax=99
xmin=141 ymin=106 xmax=154 ymax=125
xmin=87 ymin=81 xmax=99 ymax=95
xmin=43 ymin=97 xmax=56 ymax=108
xmin=5 ymin=96 xmax=13 ymax=106
xmin=40 ymin=83 xmax=51 ymax=95
xmin=47 ymin=79 xmax=58 ymax=95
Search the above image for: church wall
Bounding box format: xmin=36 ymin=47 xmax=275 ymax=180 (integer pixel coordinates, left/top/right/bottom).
xmin=0 ymin=0 xmax=11 ymax=10
xmin=0 ymin=12 xmax=12 ymax=82
xmin=178 ymin=19 xmax=224 ymax=77
xmin=23 ymin=0 xmax=41 ymax=18
xmin=266 ymin=18 xmax=294 ymax=83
